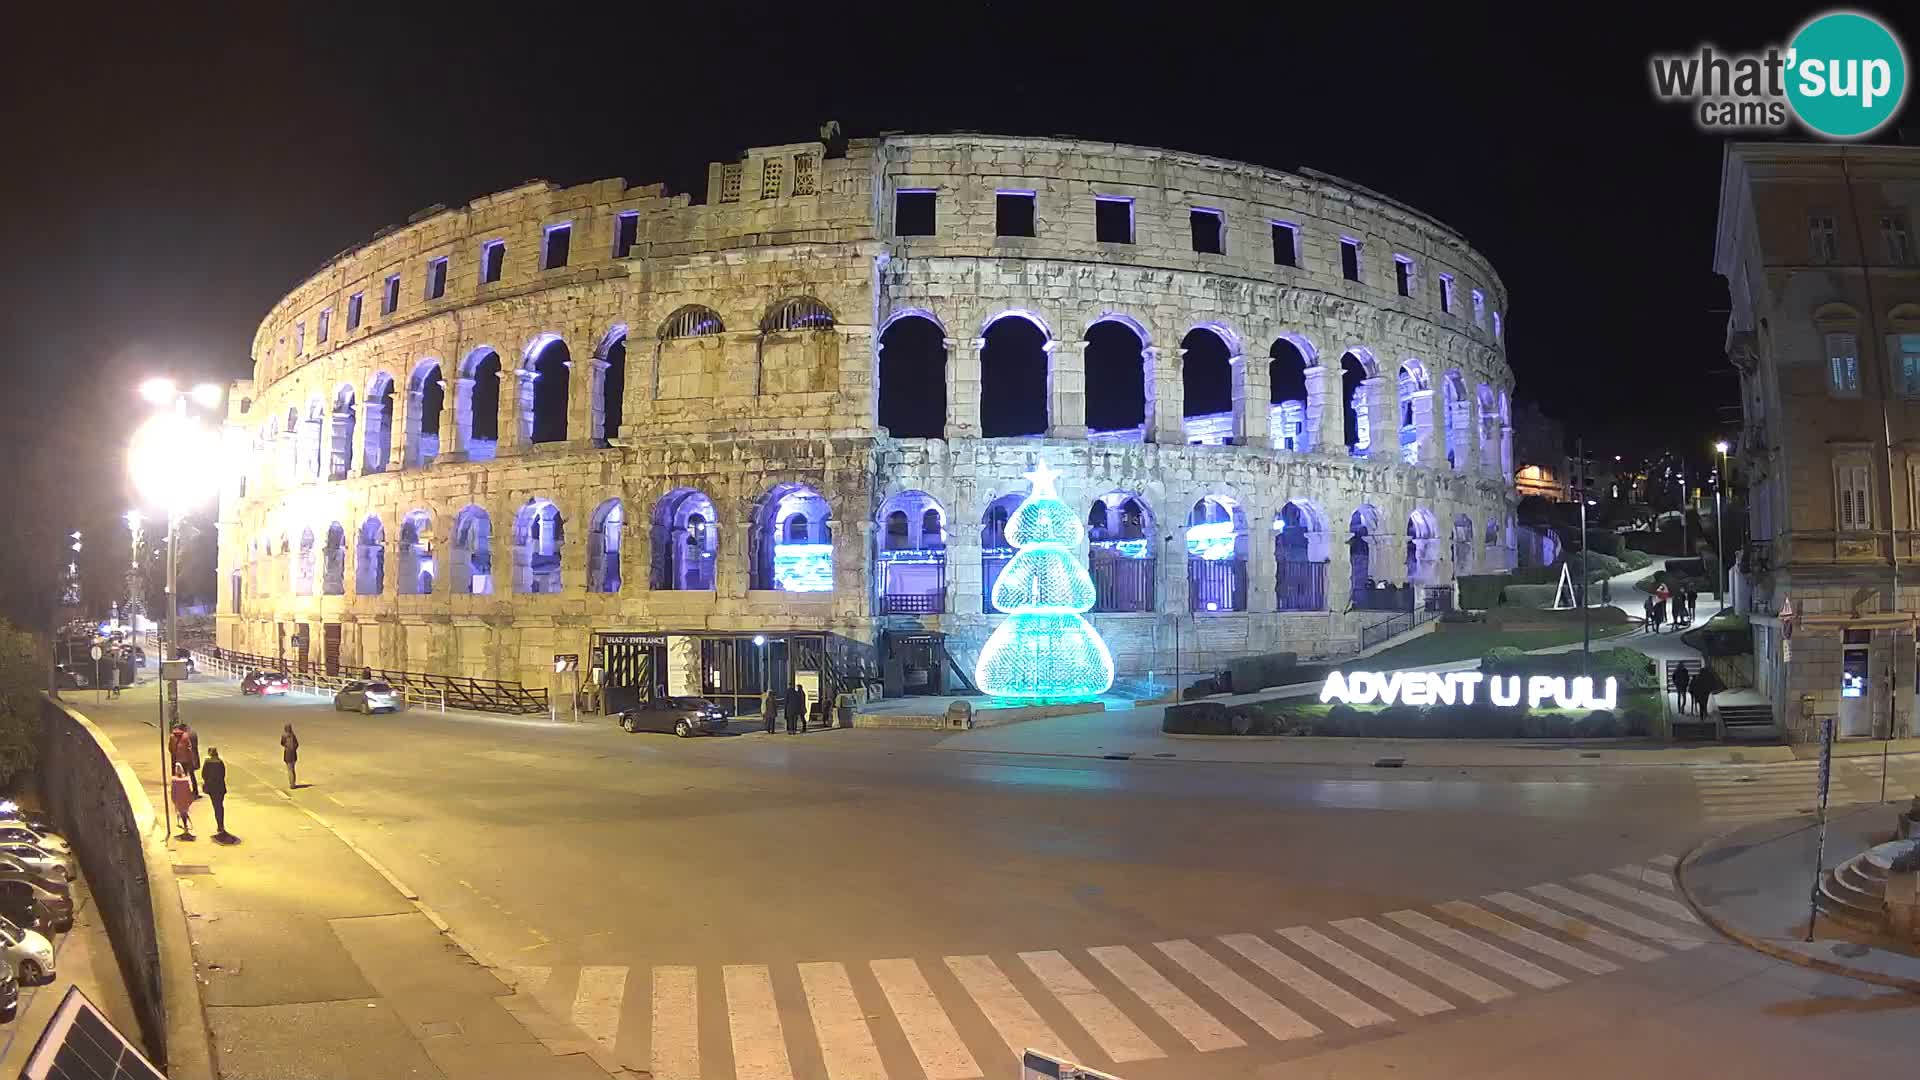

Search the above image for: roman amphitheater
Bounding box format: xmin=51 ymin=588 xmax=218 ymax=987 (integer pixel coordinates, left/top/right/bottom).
xmin=215 ymin=131 xmax=1517 ymax=712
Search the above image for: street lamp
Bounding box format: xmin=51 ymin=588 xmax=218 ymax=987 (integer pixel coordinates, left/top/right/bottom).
xmin=1714 ymin=440 xmax=1731 ymax=607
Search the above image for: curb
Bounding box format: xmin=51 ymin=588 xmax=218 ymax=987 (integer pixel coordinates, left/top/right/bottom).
xmin=1676 ymin=820 xmax=1920 ymax=995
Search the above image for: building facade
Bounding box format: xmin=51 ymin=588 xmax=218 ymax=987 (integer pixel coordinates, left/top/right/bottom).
xmin=216 ymin=133 xmax=1517 ymax=709
xmin=1716 ymin=141 xmax=1920 ymax=743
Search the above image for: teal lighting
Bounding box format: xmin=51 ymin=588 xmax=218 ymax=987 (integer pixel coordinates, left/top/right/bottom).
xmin=974 ymin=461 xmax=1116 ymax=700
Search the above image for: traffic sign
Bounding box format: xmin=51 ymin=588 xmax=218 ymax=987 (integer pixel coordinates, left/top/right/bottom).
xmin=554 ymin=653 xmax=579 ymax=673
xmin=89 ymin=645 xmax=102 ymax=662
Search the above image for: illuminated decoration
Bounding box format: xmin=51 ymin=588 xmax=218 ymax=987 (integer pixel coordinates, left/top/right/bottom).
xmin=772 ymin=542 xmax=834 ymax=592
xmin=1091 ymin=538 xmax=1150 ymax=560
xmin=1184 ymin=519 xmax=1238 ymax=561
xmin=1320 ymin=671 xmax=1618 ymax=710
xmin=974 ymin=461 xmax=1115 ymax=700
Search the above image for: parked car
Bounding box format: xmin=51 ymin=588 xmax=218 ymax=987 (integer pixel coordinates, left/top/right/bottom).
xmin=334 ymin=681 xmax=401 ymax=714
xmin=618 ymin=696 xmax=729 ymax=738
xmin=0 ymin=878 xmax=70 ymax=933
xmin=0 ymin=916 xmax=54 ymax=985
xmin=0 ymin=844 xmax=71 ymax=881
xmin=0 ymin=825 xmax=66 ymax=856
xmin=52 ymin=664 xmax=89 ymax=690
xmin=241 ymin=670 xmax=292 ymax=696
xmin=0 ymin=961 xmax=15 ymax=1022
xmin=0 ymin=802 xmax=60 ymax=837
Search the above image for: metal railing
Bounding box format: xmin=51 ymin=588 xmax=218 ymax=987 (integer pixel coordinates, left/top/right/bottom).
xmin=1356 ymin=606 xmax=1442 ymax=651
xmin=196 ymin=647 xmax=546 ymax=714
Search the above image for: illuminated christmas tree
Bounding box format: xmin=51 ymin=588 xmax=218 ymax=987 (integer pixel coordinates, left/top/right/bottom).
xmin=974 ymin=461 xmax=1116 ymax=700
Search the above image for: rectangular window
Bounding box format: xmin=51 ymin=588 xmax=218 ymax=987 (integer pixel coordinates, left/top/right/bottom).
xmin=1094 ymin=196 xmax=1133 ymax=243
xmin=425 ymin=256 xmax=448 ymax=300
xmin=792 ymin=153 xmax=817 ymax=196
xmin=760 ymin=158 xmax=784 ymax=199
xmin=1810 ymin=214 xmax=1839 ymax=262
xmin=996 ymin=191 xmax=1036 ymax=237
xmin=1827 ymin=332 xmax=1861 ymax=396
xmin=294 ymin=321 xmax=305 ymax=355
xmin=1271 ymin=221 xmax=1298 ymax=267
xmin=1393 ymin=255 xmax=1414 ymax=297
xmin=613 ymin=211 xmax=639 ymax=258
xmin=542 ymin=223 xmax=571 ymax=270
xmin=346 ymin=292 xmax=363 ymax=331
xmin=381 ymin=274 xmax=400 ymax=315
xmin=895 ymin=190 xmax=936 ymax=236
xmin=481 ymin=239 xmax=505 ymax=283
xmin=718 ymin=164 xmax=743 ymax=203
xmin=317 ymin=308 xmax=331 ymax=344
xmin=1339 ymin=238 xmax=1361 ymax=281
xmin=1438 ymin=274 xmax=1454 ymax=313
xmin=1883 ymin=214 xmax=1913 ymax=264
xmin=1471 ymin=289 xmax=1487 ymax=327
xmin=1189 ymin=208 xmax=1225 ymax=255
xmin=1900 ymin=333 xmax=1920 ymax=397
xmin=1839 ymin=463 xmax=1872 ymax=530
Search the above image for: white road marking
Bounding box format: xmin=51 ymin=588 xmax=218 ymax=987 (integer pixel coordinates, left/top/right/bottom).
xmin=508 ymin=965 xmax=550 ymax=997
xmin=1611 ymin=864 xmax=1676 ymax=891
xmin=1574 ymin=874 xmax=1703 ymax=924
xmin=1217 ymin=933 xmax=1393 ymax=1028
xmin=1152 ymin=939 xmax=1320 ymax=1042
xmin=1436 ymin=901 xmax=1618 ymax=975
xmin=1019 ymin=950 xmax=1163 ymax=1063
xmin=1483 ymin=892 xmax=1666 ymax=962
xmin=797 ymin=961 xmax=886 ymax=1080
xmin=1331 ymin=918 xmax=1511 ymax=1004
xmin=571 ymin=965 xmax=626 ymax=1051
xmin=1527 ymin=884 xmax=1704 ymax=949
xmin=946 ymin=954 xmax=1072 ymax=1063
xmin=1276 ymin=926 xmax=1452 ymax=1017
xmin=1649 ymin=854 xmax=1679 ymax=869
xmin=724 ymin=964 xmax=794 ymax=1080
xmin=1086 ymin=945 xmax=1242 ymax=1053
xmin=870 ymin=959 xmax=982 ymax=1080
xmin=651 ymin=965 xmax=700 ymax=1080
xmin=1383 ymin=910 xmax=1567 ymax=990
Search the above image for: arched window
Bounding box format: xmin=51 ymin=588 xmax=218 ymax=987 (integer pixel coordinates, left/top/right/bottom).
xmin=649 ymin=488 xmax=719 ymax=591
xmin=1349 ymin=504 xmax=1381 ymax=608
xmin=876 ymin=491 xmax=946 ymax=614
xmin=328 ymin=388 xmax=357 ymax=480
xmin=450 ymin=506 xmax=494 ymax=594
xmin=281 ymin=407 xmax=299 ymax=483
xmin=1397 ymin=360 xmax=1430 ymax=466
xmin=655 ymin=306 xmax=727 ymax=401
xmin=1185 ymin=496 xmax=1248 ymax=613
xmin=514 ymin=499 xmax=564 ymax=593
xmin=1181 ymin=326 xmax=1235 ymax=445
xmin=1407 ymin=509 xmax=1440 ymax=585
xmin=980 ymin=313 xmax=1049 ymax=438
xmin=411 ymin=362 xmax=444 ymax=468
xmin=460 ymin=348 xmax=502 ymax=461
xmin=659 ymin=305 xmax=724 ymax=340
xmin=981 ymin=492 xmax=1025 ymax=612
xmin=1477 ymin=383 xmax=1501 ymax=475
xmin=1340 ymin=350 xmax=1378 ymax=457
xmin=397 ymin=510 xmax=433 ymax=595
xmin=294 ymin=527 xmax=316 ymax=596
xmin=321 ymin=523 xmax=346 ymax=595
xmin=876 ymin=313 xmax=947 ymax=438
xmin=1269 ymin=337 xmax=1312 ymax=452
xmin=363 ymin=373 xmax=395 ymax=474
xmin=587 ymin=499 xmax=624 ymax=593
xmin=597 ymin=329 xmax=627 ymax=443
xmin=761 ymin=296 xmax=835 ymax=333
xmin=753 ymin=484 xmax=832 ymax=591
xmin=302 ymin=398 xmax=326 ymax=479
xmin=527 ymin=337 xmax=570 ymax=445
xmin=1085 ymin=318 xmax=1148 ymax=439
xmin=1274 ymin=501 xmax=1329 ymax=611
xmin=1484 ymin=517 xmax=1503 ymax=573
xmin=1443 ymin=371 xmax=1468 ymax=471
xmin=1451 ymin=513 xmax=1475 ymax=576
xmin=1087 ymin=491 xmax=1157 ymax=613
xmin=356 ymin=516 xmax=386 ymax=595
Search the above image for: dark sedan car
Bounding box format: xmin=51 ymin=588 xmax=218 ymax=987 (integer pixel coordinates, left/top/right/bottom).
xmin=617 ymin=696 xmax=729 ymax=738
xmin=241 ymin=670 xmax=291 ymax=696
xmin=0 ymin=878 xmax=70 ymax=933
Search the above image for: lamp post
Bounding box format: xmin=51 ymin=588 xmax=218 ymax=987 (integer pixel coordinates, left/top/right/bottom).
xmin=1713 ymin=441 xmax=1730 ymax=606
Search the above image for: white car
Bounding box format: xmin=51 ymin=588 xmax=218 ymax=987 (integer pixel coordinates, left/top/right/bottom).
xmin=0 ymin=916 xmax=54 ymax=984
xmin=0 ymin=827 xmax=67 ymax=856
xmin=0 ymin=845 xmax=68 ymax=881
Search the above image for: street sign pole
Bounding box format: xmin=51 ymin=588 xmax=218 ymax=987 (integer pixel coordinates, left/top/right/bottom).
xmin=1807 ymin=713 xmax=1836 ymax=941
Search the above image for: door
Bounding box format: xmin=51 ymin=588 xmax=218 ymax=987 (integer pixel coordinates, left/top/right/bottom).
xmin=598 ymin=634 xmax=666 ymax=715
xmin=323 ymin=623 xmax=342 ymax=675
xmin=1840 ymin=629 xmax=1873 ymax=737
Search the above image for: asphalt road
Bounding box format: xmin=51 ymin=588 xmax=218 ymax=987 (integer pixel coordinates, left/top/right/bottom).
xmin=80 ymin=680 xmax=1920 ymax=1080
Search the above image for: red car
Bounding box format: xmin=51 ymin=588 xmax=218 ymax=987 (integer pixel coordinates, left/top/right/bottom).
xmin=240 ymin=671 xmax=291 ymax=696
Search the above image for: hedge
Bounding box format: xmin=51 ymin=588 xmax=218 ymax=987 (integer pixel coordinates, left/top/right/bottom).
xmin=1480 ymin=645 xmax=1660 ymax=689
xmin=1501 ymin=583 xmax=1562 ymax=609
xmin=1206 ymin=690 xmax=1663 ymax=739
xmin=1456 ymin=574 xmax=1509 ymax=611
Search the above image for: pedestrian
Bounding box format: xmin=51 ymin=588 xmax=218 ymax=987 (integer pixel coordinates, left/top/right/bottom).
xmin=169 ymin=723 xmax=196 ymax=791
xmin=1686 ymin=586 xmax=1699 ymax=621
xmin=1642 ymin=594 xmax=1655 ymax=632
xmin=1672 ymin=664 xmax=1692 ymax=715
xmin=280 ymin=723 xmax=300 ymax=789
xmin=170 ymin=761 xmax=195 ymax=837
xmin=183 ymin=723 xmax=201 ymax=795
xmin=360 ymin=666 xmax=373 ymax=680
xmin=762 ymin=689 xmax=778 ymax=735
xmin=107 ymin=657 xmax=121 ymax=699
xmin=202 ymin=748 xmax=228 ymax=838
xmin=1692 ymin=666 xmax=1716 ymax=717
xmin=1652 ymin=597 xmax=1667 ymax=633
xmin=785 ymin=683 xmax=806 ymax=734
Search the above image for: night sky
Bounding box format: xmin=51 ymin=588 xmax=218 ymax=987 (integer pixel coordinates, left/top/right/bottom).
xmin=3 ymin=2 xmax=1911 ymax=625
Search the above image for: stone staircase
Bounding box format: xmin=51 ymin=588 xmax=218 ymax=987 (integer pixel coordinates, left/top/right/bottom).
xmin=1718 ymin=702 xmax=1778 ymax=739
xmin=1818 ymin=841 xmax=1917 ymax=931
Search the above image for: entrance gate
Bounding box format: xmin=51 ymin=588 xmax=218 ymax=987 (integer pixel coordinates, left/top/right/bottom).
xmin=595 ymin=633 xmax=666 ymax=715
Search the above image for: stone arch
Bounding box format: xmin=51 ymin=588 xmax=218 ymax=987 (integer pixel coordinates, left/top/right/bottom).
xmin=758 ymin=297 xmax=839 ymax=397
xmin=301 ymin=395 xmax=326 ymax=479
xmin=408 ymin=359 xmax=444 ymax=468
xmin=513 ymin=498 xmax=565 ymax=593
xmin=1086 ymin=491 xmax=1157 ymax=613
xmin=1268 ymin=336 xmax=1314 ymax=451
xmin=876 ymin=490 xmax=947 ymax=614
xmin=450 ymin=505 xmax=494 ymax=595
xmin=659 ymin=304 xmax=725 ymax=340
xmin=1186 ymin=495 xmax=1248 ymax=613
xmin=1084 ymin=315 xmax=1150 ymax=438
xmin=761 ymin=296 xmax=835 ymax=333
xmin=1181 ymin=325 xmax=1236 ymax=445
xmin=1443 ymin=369 xmax=1469 ymax=471
xmin=876 ymin=313 xmax=947 ymax=438
xmin=1397 ymin=359 xmax=1432 ymax=465
xmin=752 ymin=483 xmax=833 ymax=592
xmin=1348 ymin=503 xmax=1381 ymax=605
xmin=294 ymin=527 xmax=316 ymax=596
xmin=980 ymin=492 xmax=1027 ymax=613
xmin=355 ymin=515 xmax=386 ymax=595
xmin=650 ymin=488 xmax=719 ymax=591
xmin=1274 ymin=499 xmax=1330 ymax=611
xmin=523 ymin=334 xmax=570 ymax=445
xmin=1407 ymin=508 xmax=1440 ymax=585
xmin=979 ymin=310 xmax=1050 ymax=438
xmin=1483 ymin=516 xmax=1504 ymax=572
xmin=1477 ymin=382 xmax=1501 ymax=475
xmin=363 ymin=372 xmax=395 ymax=474
xmin=596 ymin=326 xmax=628 ymax=444
xmin=321 ymin=522 xmax=347 ymax=595
xmin=397 ymin=509 xmax=434 ymax=595
xmin=327 ymin=385 xmax=357 ymax=480
xmin=458 ymin=346 xmax=503 ymax=461
xmin=1451 ymin=512 xmax=1475 ymax=575
xmin=587 ymin=498 xmax=625 ymax=593
xmin=1340 ymin=348 xmax=1381 ymax=457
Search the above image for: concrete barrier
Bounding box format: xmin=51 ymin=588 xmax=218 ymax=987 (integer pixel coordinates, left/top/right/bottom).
xmin=38 ymin=694 xmax=212 ymax=1078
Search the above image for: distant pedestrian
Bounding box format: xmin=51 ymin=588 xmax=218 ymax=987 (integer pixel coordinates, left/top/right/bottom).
xmin=202 ymin=749 xmax=228 ymax=837
xmin=1672 ymin=665 xmax=1692 ymax=715
xmin=360 ymin=666 xmax=373 ymax=680
xmin=280 ymin=723 xmax=300 ymax=789
xmin=762 ymin=690 xmax=778 ymax=735
xmin=170 ymin=761 xmax=195 ymax=837
xmin=1642 ymin=594 xmax=1655 ymax=632
xmin=1652 ymin=598 xmax=1667 ymax=633
xmin=183 ymin=724 xmax=201 ymax=795
xmin=107 ymin=659 xmax=121 ymax=699
xmin=785 ymin=683 xmax=806 ymax=734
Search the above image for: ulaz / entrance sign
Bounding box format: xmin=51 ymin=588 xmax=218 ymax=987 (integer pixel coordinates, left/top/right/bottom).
xmin=1320 ymin=671 xmax=1619 ymax=710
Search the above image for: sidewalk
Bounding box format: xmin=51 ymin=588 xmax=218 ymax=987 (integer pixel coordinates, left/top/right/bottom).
xmin=1679 ymin=805 xmax=1920 ymax=992
xmin=70 ymin=686 xmax=613 ymax=1080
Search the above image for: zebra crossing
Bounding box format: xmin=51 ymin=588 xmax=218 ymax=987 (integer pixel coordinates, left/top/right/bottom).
xmin=503 ymin=856 xmax=1704 ymax=1079
xmin=1692 ymin=758 xmax=1919 ymax=824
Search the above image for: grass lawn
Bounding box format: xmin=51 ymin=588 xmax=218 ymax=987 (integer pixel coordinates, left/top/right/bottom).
xmin=1359 ymin=624 xmax=1630 ymax=670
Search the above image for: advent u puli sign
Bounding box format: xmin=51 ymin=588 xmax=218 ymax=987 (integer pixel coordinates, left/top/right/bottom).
xmin=1320 ymin=671 xmax=1619 ymax=710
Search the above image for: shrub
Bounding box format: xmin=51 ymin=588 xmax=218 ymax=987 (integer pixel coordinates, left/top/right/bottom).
xmin=1619 ymin=549 xmax=1652 ymax=571
xmin=1163 ymin=701 xmax=1231 ymax=734
xmin=1566 ymin=551 xmax=1625 ymax=581
xmin=1456 ymin=574 xmax=1510 ymax=611
xmin=1225 ymin=652 xmax=1299 ymax=694
xmin=1502 ymin=584 xmax=1560 ymax=609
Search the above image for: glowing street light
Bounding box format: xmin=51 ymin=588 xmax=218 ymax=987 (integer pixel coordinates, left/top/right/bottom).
xmin=1713 ymin=440 xmax=1731 ymax=606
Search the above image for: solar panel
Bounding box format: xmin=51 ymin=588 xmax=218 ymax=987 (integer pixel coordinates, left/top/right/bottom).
xmin=17 ymin=986 xmax=165 ymax=1080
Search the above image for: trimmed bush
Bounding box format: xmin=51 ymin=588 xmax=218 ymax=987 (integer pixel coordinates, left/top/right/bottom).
xmin=1456 ymin=574 xmax=1510 ymax=611
xmin=1164 ymin=701 xmax=1231 ymax=734
xmin=1502 ymin=583 xmax=1561 ymax=609
xmin=1225 ymin=652 xmax=1300 ymax=694
xmin=1619 ymin=549 xmax=1652 ymax=571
